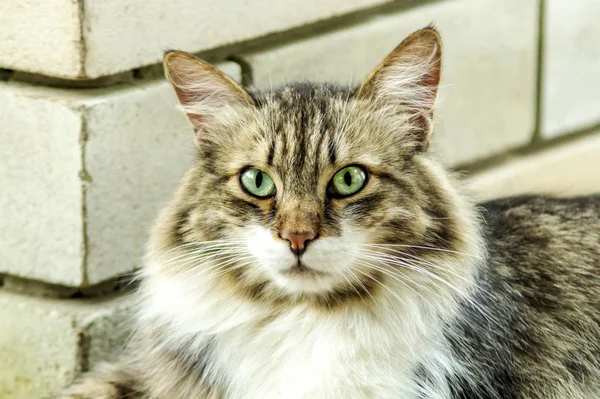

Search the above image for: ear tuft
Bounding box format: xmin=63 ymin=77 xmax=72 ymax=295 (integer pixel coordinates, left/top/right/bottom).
xmin=164 ymin=51 xmax=254 ymax=133
xmin=357 ymin=27 xmax=442 ymax=113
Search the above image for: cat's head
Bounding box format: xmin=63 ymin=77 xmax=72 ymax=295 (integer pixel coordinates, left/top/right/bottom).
xmin=150 ymin=28 xmax=481 ymax=309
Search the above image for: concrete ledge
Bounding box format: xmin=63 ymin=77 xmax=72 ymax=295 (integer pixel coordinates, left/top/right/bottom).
xmin=466 ymin=131 xmax=600 ymax=202
xmin=0 ymin=290 xmax=133 ymax=399
xmin=0 ymin=0 xmax=391 ymax=79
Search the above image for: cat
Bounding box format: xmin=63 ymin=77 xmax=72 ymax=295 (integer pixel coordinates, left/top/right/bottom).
xmin=59 ymin=27 xmax=600 ymax=399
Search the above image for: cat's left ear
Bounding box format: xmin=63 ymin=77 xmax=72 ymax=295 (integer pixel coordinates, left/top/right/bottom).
xmin=356 ymin=27 xmax=442 ymax=151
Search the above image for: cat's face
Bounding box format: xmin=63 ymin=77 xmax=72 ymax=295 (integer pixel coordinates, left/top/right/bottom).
xmin=198 ymin=85 xmax=432 ymax=297
xmin=157 ymin=28 xmax=473 ymax=307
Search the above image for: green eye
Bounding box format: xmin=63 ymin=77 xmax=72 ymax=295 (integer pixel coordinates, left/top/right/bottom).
xmin=240 ymin=168 xmax=276 ymax=198
xmin=329 ymin=166 xmax=367 ymax=197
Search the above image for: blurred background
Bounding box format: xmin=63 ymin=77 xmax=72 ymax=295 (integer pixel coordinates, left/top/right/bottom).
xmin=0 ymin=0 xmax=599 ymax=397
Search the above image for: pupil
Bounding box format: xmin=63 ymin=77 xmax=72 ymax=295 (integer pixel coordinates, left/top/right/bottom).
xmin=344 ymin=170 xmax=352 ymax=186
xmin=255 ymin=171 xmax=263 ymax=188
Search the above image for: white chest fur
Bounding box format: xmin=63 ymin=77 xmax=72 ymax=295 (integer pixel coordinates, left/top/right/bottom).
xmin=210 ymin=306 xmax=421 ymax=399
xmin=142 ymin=273 xmax=456 ymax=399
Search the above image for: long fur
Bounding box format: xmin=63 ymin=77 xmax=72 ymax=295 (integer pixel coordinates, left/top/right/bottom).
xmin=59 ymin=28 xmax=600 ymax=399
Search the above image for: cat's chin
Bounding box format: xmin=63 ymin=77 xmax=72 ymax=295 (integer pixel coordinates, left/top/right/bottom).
xmin=270 ymin=266 xmax=339 ymax=294
xmin=282 ymin=262 xmax=328 ymax=277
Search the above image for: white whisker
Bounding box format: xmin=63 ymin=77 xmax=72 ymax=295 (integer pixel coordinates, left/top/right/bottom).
xmin=351 ymin=267 xmax=409 ymax=309
xmin=359 ymin=243 xmax=483 ymax=260
xmin=353 ymin=259 xmax=434 ymax=309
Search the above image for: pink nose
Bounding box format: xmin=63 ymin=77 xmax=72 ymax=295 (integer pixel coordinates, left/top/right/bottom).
xmin=280 ymin=232 xmax=316 ymax=255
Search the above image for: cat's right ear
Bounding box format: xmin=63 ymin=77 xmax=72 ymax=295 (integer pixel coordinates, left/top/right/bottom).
xmin=164 ymin=51 xmax=254 ymax=139
xmin=355 ymin=27 xmax=442 ymax=151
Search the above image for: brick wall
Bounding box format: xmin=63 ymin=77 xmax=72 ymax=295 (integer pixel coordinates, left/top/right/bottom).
xmin=1 ymin=0 xmax=599 ymax=397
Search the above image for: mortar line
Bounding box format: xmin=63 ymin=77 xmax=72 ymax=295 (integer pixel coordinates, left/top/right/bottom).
xmin=227 ymin=55 xmax=254 ymax=87
xmin=532 ymin=0 xmax=546 ymax=142
xmin=458 ymin=122 xmax=600 ymax=175
xmin=75 ymin=0 xmax=88 ymax=78
xmin=78 ymin=112 xmax=90 ymax=287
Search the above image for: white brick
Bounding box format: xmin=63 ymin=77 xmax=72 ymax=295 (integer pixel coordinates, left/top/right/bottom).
xmin=466 ymin=132 xmax=600 ymax=202
xmin=242 ymin=0 xmax=539 ymax=166
xmin=0 ymin=290 xmax=132 ymax=399
xmin=0 ymin=89 xmax=85 ymax=285
xmin=0 ymin=1 xmax=83 ymax=78
xmin=541 ymin=0 xmax=600 ymax=137
xmin=0 ymin=0 xmax=390 ymax=79
xmin=82 ymin=84 xmax=193 ymax=285
xmin=0 ymin=62 xmax=240 ymax=286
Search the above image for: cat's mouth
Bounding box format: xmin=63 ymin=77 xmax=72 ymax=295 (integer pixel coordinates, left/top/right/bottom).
xmin=283 ymin=262 xmax=327 ymax=277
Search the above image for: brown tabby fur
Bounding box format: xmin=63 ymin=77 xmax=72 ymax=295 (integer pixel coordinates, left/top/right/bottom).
xmin=58 ymin=28 xmax=600 ymax=399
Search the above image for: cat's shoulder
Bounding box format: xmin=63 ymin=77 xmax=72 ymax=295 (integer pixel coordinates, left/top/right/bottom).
xmin=479 ymin=194 xmax=600 ymax=232
xmin=477 ymin=194 xmax=600 ymax=269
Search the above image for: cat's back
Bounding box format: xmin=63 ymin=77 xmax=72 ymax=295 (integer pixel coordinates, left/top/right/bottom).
xmin=482 ymin=195 xmax=600 ymax=293
xmin=447 ymin=195 xmax=600 ymax=399
xmin=483 ymin=194 xmax=600 ymax=250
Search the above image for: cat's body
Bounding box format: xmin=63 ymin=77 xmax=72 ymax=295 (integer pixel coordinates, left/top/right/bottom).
xmin=64 ymin=195 xmax=600 ymax=399
xmin=447 ymin=196 xmax=600 ymax=399
xmin=60 ymin=29 xmax=600 ymax=399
